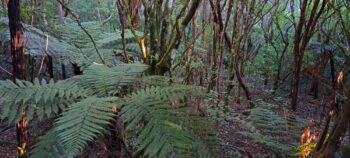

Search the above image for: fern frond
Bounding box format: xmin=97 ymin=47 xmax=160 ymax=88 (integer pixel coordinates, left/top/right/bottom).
xmin=30 ymin=97 xmax=118 ymax=158
xmin=29 ymin=130 xmax=66 ymax=158
xmin=55 ymin=20 xmax=102 ymax=48
xmin=97 ymin=29 xmax=142 ymax=47
xmin=56 ymin=97 xmax=118 ymax=158
xmin=76 ymin=64 xmax=148 ymax=96
xmin=136 ymin=75 xmax=171 ymax=88
xmin=0 ymin=17 xmax=82 ymax=64
xmin=0 ymin=78 xmax=86 ymax=123
xmin=115 ymin=43 xmax=141 ymax=53
xmin=237 ymin=107 xmax=306 ymax=157
xmin=121 ymin=85 xmax=217 ymax=158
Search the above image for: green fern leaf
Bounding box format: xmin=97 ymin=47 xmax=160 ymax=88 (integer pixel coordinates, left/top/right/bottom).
xmin=0 ymin=79 xmax=87 ymax=124
xmin=121 ymin=85 xmax=217 ymax=158
xmin=30 ymin=97 xmax=119 ymax=158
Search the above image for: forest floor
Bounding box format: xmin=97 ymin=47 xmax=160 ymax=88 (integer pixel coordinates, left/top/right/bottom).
xmin=219 ymin=77 xmax=327 ymax=158
xmin=0 ymin=76 xmax=327 ymax=158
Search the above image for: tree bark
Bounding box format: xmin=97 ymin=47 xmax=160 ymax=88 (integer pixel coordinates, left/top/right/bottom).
xmin=316 ymin=59 xmax=350 ymax=157
xmin=8 ymin=0 xmax=29 ymax=157
xmin=1 ymin=0 xmax=8 ymax=9
xmin=29 ymin=0 xmax=35 ymax=25
xmin=57 ymin=1 xmax=66 ymax=79
xmin=234 ymin=61 xmax=253 ymax=107
xmin=58 ymin=0 xmax=64 ymax=24
xmin=207 ymin=23 xmax=218 ymax=92
xmin=46 ymin=56 xmax=54 ymax=78
xmin=316 ymin=99 xmax=350 ymax=158
xmin=291 ymin=0 xmax=327 ymax=111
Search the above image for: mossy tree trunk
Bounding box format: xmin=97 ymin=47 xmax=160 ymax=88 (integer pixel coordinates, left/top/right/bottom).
xmin=120 ymin=0 xmax=202 ymax=75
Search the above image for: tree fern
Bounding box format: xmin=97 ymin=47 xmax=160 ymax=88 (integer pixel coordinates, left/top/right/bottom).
xmin=56 ymin=19 xmax=142 ymax=50
xmin=0 ymin=62 xmax=219 ymax=158
xmin=115 ymin=43 xmax=141 ymax=54
xmin=75 ymin=63 xmax=148 ymax=96
xmin=135 ymin=75 xmax=171 ymax=88
xmin=121 ymin=85 xmax=218 ymax=158
xmin=97 ymin=29 xmax=142 ymax=47
xmin=1 ymin=17 xmax=143 ymax=67
xmin=57 ymin=97 xmax=118 ymax=157
xmin=29 ymin=129 xmax=66 ymax=158
xmin=55 ymin=20 xmax=102 ymax=48
xmin=30 ymin=84 xmax=218 ymax=158
xmin=30 ymin=97 xmax=118 ymax=158
xmin=236 ymin=106 xmax=306 ymax=157
xmin=0 ymin=78 xmax=86 ymax=123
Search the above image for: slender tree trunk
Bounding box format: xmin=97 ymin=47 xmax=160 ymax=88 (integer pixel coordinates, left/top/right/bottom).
xmin=263 ymin=53 xmax=269 ymax=86
xmin=214 ymin=1 xmax=223 ymax=93
xmin=29 ymin=0 xmax=35 ymax=25
xmin=291 ymin=0 xmax=306 ymax=110
xmin=207 ymin=23 xmax=218 ymax=92
xmin=291 ymin=49 xmax=302 ymax=111
xmin=192 ymin=9 xmax=198 ymax=84
xmin=201 ymin=0 xmax=207 ymax=85
xmin=316 ymin=59 xmax=350 ymax=157
xmin=58 ymin=0 xmax=64 ymax=25
xmin=290 ymin=0 xmax=327 ymax=111
xmin=316 ymin=99 xmax=350 ymax=158
xmin=235 ymin=84 xmax=241 ymax=104
xmin=184 ymin=27 xmax=191 ymax=83
xmin=234 ymin=62 xmax=253 ymax=107
xmin=46 ymin=56 xmax=54 ymax=78
xmin=8 ymin=0 xmax=29 ymax=157
xmin=96 ymin=0 xmax=102 ymax=24
xmin=273 ymin=45 xmax=288 ymax=90
xmin=40 ymin=1 xmax=48 ymax=30
xmin=58 ymin=1 xmax=67 ymax=79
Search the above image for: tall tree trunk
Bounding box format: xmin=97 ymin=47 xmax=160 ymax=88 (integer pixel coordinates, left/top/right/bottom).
xmin=290 ymin=0 xmax=327 ymax=111
xmin=58 ymin=0 xmax=64 ymax=25
xmin=263 ymin=53 xmax=269 ymax=86
xmin=8 ymin=0 xmax=29 ymax=157
xmin=315 ymin=58 xmax=350 ymax=157
xmin=234 ymin=61 xmax=253 ymax=107
xmin=57 ymin=1 xmax=67 ymax=79
xmin=116 ymin=0 xmax=129 ymax=63
xmin=316 ymin=98 xmax=350 ymax=158
xmin=291 ymin=48 xmax=302 ymax=111
xmin=40 ymin=1 xmax=48 ymax=30
xmin=207 ymin=23 xmax=218 ymax=92
xmin=201 ymin=0 xmax=208 ymax=81
xmin=29 ymin=0 xmax=35 ymax=25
